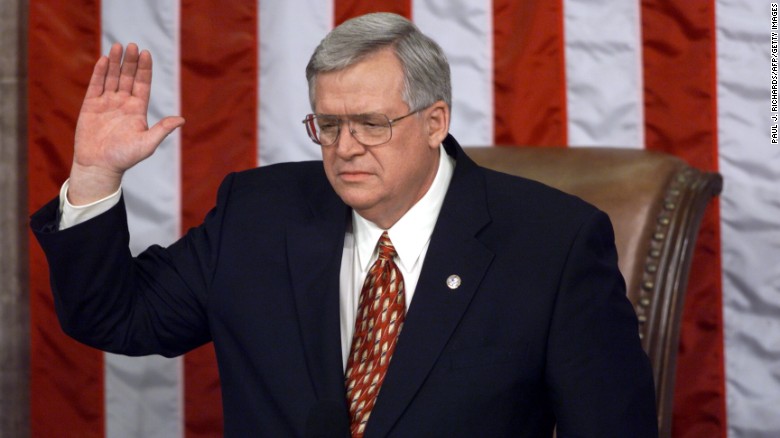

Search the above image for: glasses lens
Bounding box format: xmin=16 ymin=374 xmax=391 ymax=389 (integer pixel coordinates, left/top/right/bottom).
xmin=351 ymin=114 xmax=391 ymax=146
xmin=303 ymin=113 xmax=393 ymax=146
xmin=309 ymin=115 xmax=338 ymax=146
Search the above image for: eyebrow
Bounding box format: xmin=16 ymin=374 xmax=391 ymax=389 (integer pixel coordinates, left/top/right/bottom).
xmin=316 ymin=112 xmax=384 ymax=117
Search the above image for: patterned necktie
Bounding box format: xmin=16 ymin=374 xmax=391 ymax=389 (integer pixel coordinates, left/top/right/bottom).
xmin=345 ymin=231 xmax=406 ymax=437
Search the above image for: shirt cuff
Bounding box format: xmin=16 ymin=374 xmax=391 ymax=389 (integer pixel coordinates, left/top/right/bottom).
xmin=59 ymin=179 xmax=122 ymax=230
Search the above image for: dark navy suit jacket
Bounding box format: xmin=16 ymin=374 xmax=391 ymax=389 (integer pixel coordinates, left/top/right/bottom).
xmin=32 ymin=135 xmax=657 ymax=437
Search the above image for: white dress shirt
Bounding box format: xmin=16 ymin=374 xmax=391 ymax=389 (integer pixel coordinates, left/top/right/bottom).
xmin=338 ymin=145 xmax=455 ymax=366
xmin=58 ymin=180 xmax=122 ymax=229
xmin=59 ymin=145 xmax=456 ymax=368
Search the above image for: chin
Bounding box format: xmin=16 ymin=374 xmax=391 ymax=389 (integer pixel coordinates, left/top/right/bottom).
xmin=333 ymin=188 xmax=378 ymax=212
xmin=338 ymin=194 xmax=374 ymax=211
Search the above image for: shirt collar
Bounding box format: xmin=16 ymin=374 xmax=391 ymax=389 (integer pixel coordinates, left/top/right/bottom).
xmin=354 ymin=144 xmax=456 ymax=272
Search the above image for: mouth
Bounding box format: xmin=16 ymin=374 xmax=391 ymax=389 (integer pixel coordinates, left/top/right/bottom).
xmin=338 ymin=171 xmax=373 ymax=182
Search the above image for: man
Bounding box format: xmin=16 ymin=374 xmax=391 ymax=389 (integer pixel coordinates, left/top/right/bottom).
xmin=32 ymin=12 xmax=657 ymax=437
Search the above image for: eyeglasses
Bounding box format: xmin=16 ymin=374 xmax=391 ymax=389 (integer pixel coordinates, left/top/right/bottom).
xmin=301 ymin=109 xmax=421 ymax=147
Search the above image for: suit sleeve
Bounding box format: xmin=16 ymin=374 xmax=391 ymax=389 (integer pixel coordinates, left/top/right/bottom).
xmin=30 ymin=173 xmax=239 ymax=358
xmin=545 ymin=209 xmax=658 ymax=436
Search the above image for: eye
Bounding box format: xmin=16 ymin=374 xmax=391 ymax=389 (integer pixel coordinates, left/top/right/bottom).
xmin=317 ymin=118 xmax=340 ymax=132
xmin=357 ymin=115 xmax=387 ymax=130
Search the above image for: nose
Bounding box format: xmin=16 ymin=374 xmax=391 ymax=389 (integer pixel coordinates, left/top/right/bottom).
xmin=334 ymin=120 xmax=366 ymax=159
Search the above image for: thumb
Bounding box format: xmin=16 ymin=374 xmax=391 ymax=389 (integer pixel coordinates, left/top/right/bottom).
xmin=146 ymin=116 xmax=185 ymax=146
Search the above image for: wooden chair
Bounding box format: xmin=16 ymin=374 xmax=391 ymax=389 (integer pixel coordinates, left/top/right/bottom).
xmin=464 ymin=146 xmax=723 ymax=437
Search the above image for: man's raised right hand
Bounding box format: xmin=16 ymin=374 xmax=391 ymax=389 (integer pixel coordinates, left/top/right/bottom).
xmin=67 ymin=42 xmax=185 ymax=205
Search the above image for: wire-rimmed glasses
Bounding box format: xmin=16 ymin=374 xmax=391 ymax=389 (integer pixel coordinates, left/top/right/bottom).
xmin=302 ymin=109 xmax=421 ymax=147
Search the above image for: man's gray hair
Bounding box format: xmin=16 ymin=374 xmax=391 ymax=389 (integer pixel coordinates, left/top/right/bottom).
xmin=305 ymin=12 xmax=451 ymax=112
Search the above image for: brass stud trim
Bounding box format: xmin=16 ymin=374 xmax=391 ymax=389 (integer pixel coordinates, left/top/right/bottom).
xmin=634 ymin=166 xmax=692 ymax=344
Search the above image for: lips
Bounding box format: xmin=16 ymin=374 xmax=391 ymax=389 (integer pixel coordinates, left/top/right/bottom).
xmin=338 ymin=170 xmax=373 ymax=182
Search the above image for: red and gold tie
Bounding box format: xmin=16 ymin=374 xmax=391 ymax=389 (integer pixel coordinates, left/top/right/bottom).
xmin=345 ymin=231 xmax=406 ymax=437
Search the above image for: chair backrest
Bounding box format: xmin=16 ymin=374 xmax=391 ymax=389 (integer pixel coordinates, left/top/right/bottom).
xmin=464 ymin=146 xmax=722 ymax=437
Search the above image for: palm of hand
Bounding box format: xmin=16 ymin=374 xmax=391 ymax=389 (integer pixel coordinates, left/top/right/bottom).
xmin=73 ymin=42 xmax=184 ymax=177
xmin=76 ymin=88 xmax=154 ymax=173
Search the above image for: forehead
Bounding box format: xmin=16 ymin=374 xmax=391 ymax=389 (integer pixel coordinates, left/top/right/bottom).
xmin=314 ymin=49 xmax=406 ymax=114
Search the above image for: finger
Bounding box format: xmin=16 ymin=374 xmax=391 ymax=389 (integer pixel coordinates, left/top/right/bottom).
xmin=132 ymin=49 xmax=153 ymax=103
xmin=103 ymin=43 xmax=124 ymax=93
xmin=84 ymin=56 xmax=109 ymax=99
xmin=118 ymin=43 xmax=140 ymax=94
xmin=144 ymin=116 xmax=186 ymax=150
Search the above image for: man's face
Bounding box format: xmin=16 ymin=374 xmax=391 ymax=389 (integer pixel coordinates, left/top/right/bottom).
xmin=315 ymin=48 xmax=448 ymax=229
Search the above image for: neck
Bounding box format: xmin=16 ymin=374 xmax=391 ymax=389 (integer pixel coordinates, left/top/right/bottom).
xmin=357 ymin=147 xmax=443 ymax=229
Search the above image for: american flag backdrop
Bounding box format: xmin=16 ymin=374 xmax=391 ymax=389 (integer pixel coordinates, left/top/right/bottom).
xmin=26 ymin=0 xmax=777 ymax=437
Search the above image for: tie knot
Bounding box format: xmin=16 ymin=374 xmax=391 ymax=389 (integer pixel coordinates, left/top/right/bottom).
xmin=376 ymin=231 xmax=397 ymax=261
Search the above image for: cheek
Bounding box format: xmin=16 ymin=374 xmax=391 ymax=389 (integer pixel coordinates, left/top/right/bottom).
xmin=391 ymin=144 xmax=428 ymax=180
xmin=321 ymin=151 xmax=337 ymax=178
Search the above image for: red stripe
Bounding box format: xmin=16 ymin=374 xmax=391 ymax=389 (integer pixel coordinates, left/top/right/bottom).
xmin=641 ymin=2 xmax=726 ymax=435
xmin=334 ymin=1 xmax=412 ymax=25
xmin=180 ymin=1 xmax=258 ymax=437
xmin=493 ymin=0 xmax=567 ymax=147
xmin=28 ymin=1 xmax=104 ymax=436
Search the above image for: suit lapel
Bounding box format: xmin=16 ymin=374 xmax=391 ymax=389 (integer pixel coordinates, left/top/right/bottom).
xmin=365 ymin=137 xmax=495 ymax=437
xmin=286 ymin=185 xmax=351 ymax=410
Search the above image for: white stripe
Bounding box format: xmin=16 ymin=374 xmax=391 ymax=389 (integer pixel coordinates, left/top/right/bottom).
xmin=563 ymin=0 xmax=643 ymax=148
xmin=101 ymin=0 xmax=183 ymax=436
xmin=717 ymin=1 xmax=780 ymax=436
xmin=413 ymin=0 xmax=494 ymax=147
xmin=258 ymin=0 xmax=332 ymax=165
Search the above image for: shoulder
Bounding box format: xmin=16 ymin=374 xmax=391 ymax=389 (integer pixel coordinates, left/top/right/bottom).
xmin=230 ymin=160 xmax=326 ymax=191
xmin=203 ymin=160 xmax=343 ymax=224
xmin=445 ymin=135 xmax=602 ymax=230
xmin=467 ymin=165 xmax=616 ymax=268
xmin=220 ymin=160 xmax=331 ymax=202
xmin=478 ymin=166 xmax=602 ymax=227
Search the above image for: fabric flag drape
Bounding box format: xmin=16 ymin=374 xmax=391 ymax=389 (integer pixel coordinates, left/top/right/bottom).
xmin=27 ymin=1 xmax=777 ymax=436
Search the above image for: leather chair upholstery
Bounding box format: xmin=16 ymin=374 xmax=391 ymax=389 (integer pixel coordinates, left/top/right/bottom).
xmin=464 ymin=146 xmax=723 ymax=437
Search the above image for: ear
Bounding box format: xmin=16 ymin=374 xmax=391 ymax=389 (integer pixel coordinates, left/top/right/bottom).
xmin=424 ymin=101 xmax=450 ymax=149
